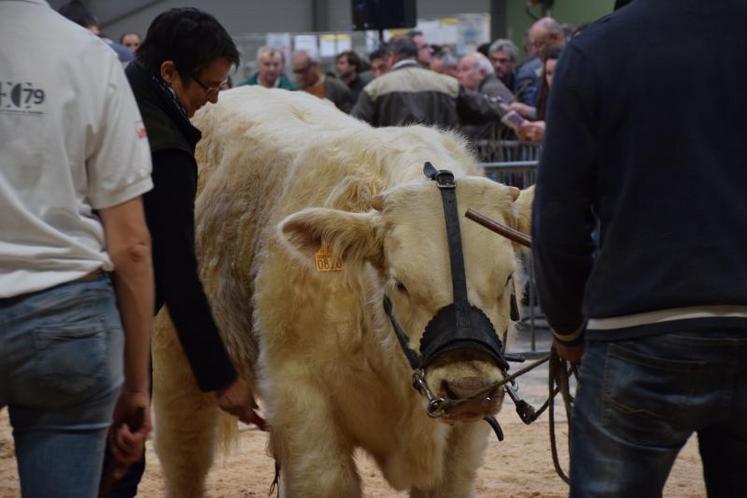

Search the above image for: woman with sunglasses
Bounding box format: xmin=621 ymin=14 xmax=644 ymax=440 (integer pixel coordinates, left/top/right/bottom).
xmin=113 ymin=8 xmax=264 ymax=497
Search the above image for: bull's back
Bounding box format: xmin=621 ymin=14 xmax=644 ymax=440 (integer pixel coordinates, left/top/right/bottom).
xmin=190 ymin=88 xmax=376 ymax=369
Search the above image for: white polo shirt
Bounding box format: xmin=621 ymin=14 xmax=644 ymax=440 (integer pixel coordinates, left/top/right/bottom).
xmin=0 ymin=0 xmax=153 ymax=297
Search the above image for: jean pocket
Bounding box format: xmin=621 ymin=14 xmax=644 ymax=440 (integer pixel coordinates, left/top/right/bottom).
xmin=601 ymin=342 xmax=706 ymax=446
xmin=30 ymin=318 xmax=112 ymax=406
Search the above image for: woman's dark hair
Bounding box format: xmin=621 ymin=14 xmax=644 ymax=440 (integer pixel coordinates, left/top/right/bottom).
xmin=476 ymin=42 xmax=491 ymax=58
xmin=536 ymin=46 xmax=563 ymax=121
xmin=137 ymin=8 xmax=239 ymax=81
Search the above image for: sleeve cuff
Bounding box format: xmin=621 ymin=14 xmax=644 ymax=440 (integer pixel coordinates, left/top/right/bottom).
xmin=551 ymin=322 xmax=585 ymax=345
xmin=89 ymin=176 xmax=154 ymax=210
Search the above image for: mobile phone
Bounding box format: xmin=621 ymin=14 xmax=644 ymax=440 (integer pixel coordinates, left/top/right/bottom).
xmin=501 ymin=110 xmax=526 ymax=131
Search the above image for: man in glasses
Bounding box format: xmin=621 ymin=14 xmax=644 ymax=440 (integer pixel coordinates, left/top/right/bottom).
xmin=115 ymin=7 xmax=264 ymax=497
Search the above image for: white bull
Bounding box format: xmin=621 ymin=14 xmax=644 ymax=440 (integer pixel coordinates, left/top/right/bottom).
xmin=152 ymin=86 xmax=531 ymax=497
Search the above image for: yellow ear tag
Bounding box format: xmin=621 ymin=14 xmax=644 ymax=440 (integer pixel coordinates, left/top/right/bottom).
xmin=314 ymin=244 xmax=343 ymax=272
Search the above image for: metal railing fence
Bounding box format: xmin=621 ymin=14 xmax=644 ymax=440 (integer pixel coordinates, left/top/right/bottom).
xmin=477 ymin=140 xmax=546 ymax=353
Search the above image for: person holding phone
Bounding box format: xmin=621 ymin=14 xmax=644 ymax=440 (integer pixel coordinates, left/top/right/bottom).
xmin=514 ymin=47 xmax=561 ymax=144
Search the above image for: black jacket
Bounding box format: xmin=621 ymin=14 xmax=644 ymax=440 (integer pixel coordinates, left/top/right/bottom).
xmin=126 ymin=61 xmax=238 ymax=391
xmin=321 ymin=75 xmax=354 ymax=113
xmin=533 ymin=0 xmax=747 ymax=341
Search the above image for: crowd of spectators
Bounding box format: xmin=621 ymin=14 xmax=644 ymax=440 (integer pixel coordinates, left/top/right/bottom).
xmin=60 ymin=1 xmax=571 ymax=149
xmin=219 ymin=21 xmax=576 ymax=148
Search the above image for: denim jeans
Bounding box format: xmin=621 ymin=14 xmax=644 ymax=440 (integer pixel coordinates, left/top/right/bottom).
xmin=0 ymin=275 xmax=124 ymax=498
xmin=570 ymin=331 xmax=747 ymax=498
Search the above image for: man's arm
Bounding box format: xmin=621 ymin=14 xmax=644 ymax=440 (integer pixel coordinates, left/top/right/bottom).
xmin=351 ymin=89 xmax=376 ymax=124
xmin=456 ymin=86 xmax=506 ymax=125
xmin=335 ymin=82 xmax=354 ymax=114
xmin=87 ymin=51 xmax=153 ymax=425
xmin=532 ymin=43 xmax=598 ymax=347
xmin=98 ymin=196 xmax=154 ymax=464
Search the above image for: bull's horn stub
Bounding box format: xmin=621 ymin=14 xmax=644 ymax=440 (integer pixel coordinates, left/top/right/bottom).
xmin=371 ymin=194 xmax=385 ymax=211
xmin=509 ymin=186 xmax=520 ymax=201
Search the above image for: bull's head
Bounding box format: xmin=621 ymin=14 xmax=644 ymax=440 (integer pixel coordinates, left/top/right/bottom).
xmin=278 ymin=170 xmax=531 ymax=424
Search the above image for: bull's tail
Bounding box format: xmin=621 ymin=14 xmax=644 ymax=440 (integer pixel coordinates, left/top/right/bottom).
xmin=217 ymin=410 xmax=240 ymax=456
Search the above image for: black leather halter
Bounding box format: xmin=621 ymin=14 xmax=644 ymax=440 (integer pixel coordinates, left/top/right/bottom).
xmin=419 ymin=162 xmax=508 ymax=370
xmin=381 ymin=163 xmax=511 ymax=424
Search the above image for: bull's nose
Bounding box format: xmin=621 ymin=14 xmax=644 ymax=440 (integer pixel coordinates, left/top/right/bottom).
xmin=441 ymin=376 xmax=496 ymax=399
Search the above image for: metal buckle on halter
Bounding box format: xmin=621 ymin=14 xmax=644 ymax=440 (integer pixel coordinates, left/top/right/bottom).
xmin=423 ymin=161 xmax=455 ymax=189
xmin=433 ymin=171 xmax=455 ymax=189
xmin=412 ymin=369 xmax=448 ymax=418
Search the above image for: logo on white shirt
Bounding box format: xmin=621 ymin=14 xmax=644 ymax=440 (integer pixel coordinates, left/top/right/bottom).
xmin=0 ymin=81 xmax=45 ymax=113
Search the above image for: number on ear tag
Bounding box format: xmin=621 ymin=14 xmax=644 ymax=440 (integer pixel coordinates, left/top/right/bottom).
xmin=314 ymin=244 xmax=343 ymax=272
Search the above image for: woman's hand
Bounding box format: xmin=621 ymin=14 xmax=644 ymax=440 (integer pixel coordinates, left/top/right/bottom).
xmin=517 ymin=121 xmax=546 ymax=143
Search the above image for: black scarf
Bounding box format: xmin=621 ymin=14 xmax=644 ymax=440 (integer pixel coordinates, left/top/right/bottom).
xmin=125 ymin=60 xmax=201 ymax=152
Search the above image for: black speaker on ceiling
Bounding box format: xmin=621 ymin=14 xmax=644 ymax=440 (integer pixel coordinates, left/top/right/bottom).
xmin=351 ymin=0 xmax=417 ymax=31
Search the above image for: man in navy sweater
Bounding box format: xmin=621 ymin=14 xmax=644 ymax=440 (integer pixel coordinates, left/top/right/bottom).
xmin=532 ymin=0 xmax=747 ymax=496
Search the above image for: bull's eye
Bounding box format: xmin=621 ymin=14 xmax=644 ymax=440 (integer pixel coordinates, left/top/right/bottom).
xmin=395 ymin=280 xmax=408 ymax=294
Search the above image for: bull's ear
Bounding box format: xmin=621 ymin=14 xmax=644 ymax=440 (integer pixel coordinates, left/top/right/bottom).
xmin=278 ymin=208 xmax=382 ymax=266
xmin=513 ymin=185 xmax=534 ymax=236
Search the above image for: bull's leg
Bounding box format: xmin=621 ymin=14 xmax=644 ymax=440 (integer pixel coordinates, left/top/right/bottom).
xmin=270 ymin=383 xmax=361 ymax=498
xmin=409 ymin=422 xmax=490 ymax=498
xmin=152 ymin=314 xmax=220 ymax=498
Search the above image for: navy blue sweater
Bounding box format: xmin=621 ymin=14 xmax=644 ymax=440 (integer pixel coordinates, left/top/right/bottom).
xmin=533 ymin=0 xmax=747 ymax=341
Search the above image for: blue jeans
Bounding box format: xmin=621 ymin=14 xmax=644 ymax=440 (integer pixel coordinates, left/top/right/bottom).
xmin=570 ymin=331 xmax=747 ymax=498
xmin=0 ymin=275 xmax=124 ymax=498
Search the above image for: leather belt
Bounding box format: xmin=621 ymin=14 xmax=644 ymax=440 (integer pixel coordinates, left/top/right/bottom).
xmin=0 ymin=269 xmax=107 ymax=307
xmin=75 ymin=269 xmax=106 ymax=282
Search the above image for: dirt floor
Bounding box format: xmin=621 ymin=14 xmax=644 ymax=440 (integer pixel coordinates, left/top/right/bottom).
xmin=0 ymin=330 xmax=707 ymax=497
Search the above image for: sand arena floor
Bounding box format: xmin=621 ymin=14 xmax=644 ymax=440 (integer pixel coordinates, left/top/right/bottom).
xmin=0 ymin=329 xmax=706 ymax=497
